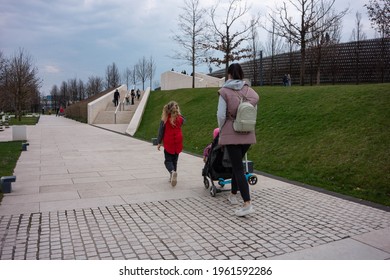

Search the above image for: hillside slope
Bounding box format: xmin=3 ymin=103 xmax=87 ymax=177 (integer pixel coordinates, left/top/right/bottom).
xmin=135 ymin=84 xmax=390 ymax=206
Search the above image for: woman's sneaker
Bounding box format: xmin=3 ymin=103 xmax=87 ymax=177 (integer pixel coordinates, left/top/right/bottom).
xmin=235 ymin=204 xmax=255 ymax=216
xmin=228 ymin=195 xmax=238 ymax=205
xmin=171 ymin=171 xmax=177 ymax=187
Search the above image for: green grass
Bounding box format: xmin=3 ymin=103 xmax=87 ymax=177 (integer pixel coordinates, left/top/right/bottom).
xmin=9 ymin=116 xmax=39 ymax=125
xmin=0 ymin=141 xmax=23 ymax=198
xmin=135 ymin=84 xmax=390 ymax=206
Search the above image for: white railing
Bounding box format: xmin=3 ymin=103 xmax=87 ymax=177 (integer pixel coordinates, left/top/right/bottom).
xmin=114 ymin=98 xmax=126 ymax=124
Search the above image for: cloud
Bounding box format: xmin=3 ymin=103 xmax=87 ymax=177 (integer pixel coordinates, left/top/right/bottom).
xmin=0 ymin=0 xmax=377 ymax=95
xmin=44 ymin=65 xmax=61 ymax=74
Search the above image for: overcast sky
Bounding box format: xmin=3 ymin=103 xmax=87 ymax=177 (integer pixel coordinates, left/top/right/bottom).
xmin=0 ymin=0 xmax=376 ymax=95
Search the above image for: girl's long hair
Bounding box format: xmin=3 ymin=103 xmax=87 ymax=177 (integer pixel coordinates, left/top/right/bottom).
xmin=161 ymin=101 xmax=181 ymax=127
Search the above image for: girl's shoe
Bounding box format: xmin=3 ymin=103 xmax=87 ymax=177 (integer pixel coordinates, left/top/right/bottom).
xmin=171 ymin=171 xmax=177 ymax=187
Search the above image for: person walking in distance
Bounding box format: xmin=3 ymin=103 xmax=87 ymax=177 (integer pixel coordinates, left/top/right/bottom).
xmin=217 ymin=63 xmax=259 ymax=216
xmin=157 ymin=101 xmax=185 ymax=187
xmin=114 ymin=89 xmax=120 ymax=107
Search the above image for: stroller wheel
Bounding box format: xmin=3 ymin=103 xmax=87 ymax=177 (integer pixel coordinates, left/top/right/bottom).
xmin=248 ymin=175 xmax=258 ymax=185
xmin=210 ymin=185 xmax=217 ymax=197
xmin=203 ymin=177 xmax=210 ymax=189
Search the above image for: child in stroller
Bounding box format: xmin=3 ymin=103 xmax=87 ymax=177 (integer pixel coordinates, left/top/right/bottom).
xmin=202 ymin=128 xmax=257 ymax=197
xmin=203 ymin=128 xmax=220 ymax=163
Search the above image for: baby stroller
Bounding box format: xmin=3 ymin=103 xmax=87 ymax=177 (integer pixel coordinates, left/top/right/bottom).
xmin=202 ymin=135 xmax=258 ymax=197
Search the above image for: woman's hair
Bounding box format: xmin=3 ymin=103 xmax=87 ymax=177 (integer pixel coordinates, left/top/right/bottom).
xmin=161 ymin=101 xmax=181 ymax=126
xmin=227 ymin=63 xmax=244 ymax=80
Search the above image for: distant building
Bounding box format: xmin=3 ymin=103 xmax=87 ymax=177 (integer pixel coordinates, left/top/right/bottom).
xmin=41 ymin=95 xmax=54 ymax=110
xmin=161 ymin=71 xmax=225 ymax=90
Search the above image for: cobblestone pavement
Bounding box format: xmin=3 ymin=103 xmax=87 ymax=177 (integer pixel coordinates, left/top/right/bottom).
xmin=1 ymin=185 xmax=389 ymax=260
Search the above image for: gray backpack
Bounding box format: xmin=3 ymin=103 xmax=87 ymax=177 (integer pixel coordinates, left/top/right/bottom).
xmin=233 ymin=91 xmax=257 ymax=133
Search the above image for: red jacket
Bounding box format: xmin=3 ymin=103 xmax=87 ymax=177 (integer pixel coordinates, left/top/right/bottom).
xmin=162 ymin=115 xmax=184 ymax=154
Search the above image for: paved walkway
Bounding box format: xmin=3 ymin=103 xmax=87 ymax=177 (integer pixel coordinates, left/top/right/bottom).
xmin=0 ymin=115 xmax=389 ymax=260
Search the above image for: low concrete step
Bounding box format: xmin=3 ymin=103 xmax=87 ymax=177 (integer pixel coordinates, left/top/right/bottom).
xmin=93 ymin=111 xmax=114 ymax=124
xmin=115 ymin=111 xmax=133 ymax=124
xmin=93 ymin=110 xmax=133 ymax=124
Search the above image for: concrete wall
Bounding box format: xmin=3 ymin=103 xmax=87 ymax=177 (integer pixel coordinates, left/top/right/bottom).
xmin=87 ymin=85 xmax=127 ymax=124
xmin=126 ymin=87 xmax=151 ymax=136
xmin=160 ymin=71 xmax=225 ymax=90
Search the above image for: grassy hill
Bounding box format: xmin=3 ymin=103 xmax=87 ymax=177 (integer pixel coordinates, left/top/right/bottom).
xmin=135 ymin=84 xmax=390 ymax=206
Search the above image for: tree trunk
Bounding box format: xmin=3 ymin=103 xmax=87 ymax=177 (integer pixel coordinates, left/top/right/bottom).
xmin=300 ymin=41 xmax=306 ymax=86
xmin=18 ymin=93 xmax=22 ymax=121
xmin=224 ymin=60 xmax=229 ymax=81
xmin=192 ymin=58 xmax=195 ymax=88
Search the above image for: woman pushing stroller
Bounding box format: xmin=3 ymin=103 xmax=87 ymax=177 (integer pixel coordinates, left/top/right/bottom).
xmin=217 ymin=63 xmax=259 ymax=217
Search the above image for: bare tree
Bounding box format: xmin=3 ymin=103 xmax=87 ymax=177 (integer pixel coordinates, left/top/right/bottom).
xmin=130 ymin=66 xmax=138 ymax=89
xmin=285 ymin=17 xmax=299 ymax=83
xmin=68 ymin=78 xmax=78 ymax=102
xmin=263 ymin=15 xmax=286 ymax=85
xmin=268 ymin=0 xmax=348 ymax=85
xmin=105 ymin=62 xmax=121 ymax=89
xmin=77 ymin=79 xmax=85 ymax=101
xmin=135 ymin=56 xmax=149 ymax=90
xmin=0 ymin=51 xmax=5 ymax=75
xmin=307 ymin=3 xmax=343 ymax=85
xmin=365 ymin=0 xmax=389 ymax=83
xmin=263 ymin=16 xmax=286 ymax=57
xmin=206 ymin=0 xmax=261 ymax=79
xmin=6 ymin=48 xmax=41 ymax=120
xmin=86 ymin=76 xmax=104 ymax=97
xmin=123 ymin=67 xmax=132 ymax=90
xmin=171 ymin=0 xmax=210 ymax=88
xmin=29 ymin=86 xmax=40 ymax=113
xmin=67 ymin=77 xmax=85 ymax=102
xmin=351 ymin=11 xmax=367 ymax=42
xmin=0 ymin=51 xmax=5 ymax=85
xmin=147 ymin=56 xmax=156 ymax=90
xmin=59 ymin=80 xmax=68 ymax=107
xmin=50 ymin=84 xmax=60 ymax=109
xmin=0 ymin=51 xmax=11 ymax=111
xmin=248 ymin=17 xmax=262 ymax=85
xmin=365 ymin=0 xmax=390 ymax=38
xmin=351 ymin=11 xmax=367 ymax=84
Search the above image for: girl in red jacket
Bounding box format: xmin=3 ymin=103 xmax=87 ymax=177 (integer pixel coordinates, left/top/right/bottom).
xmin=157 ymin=101 xmax=185 ymax=187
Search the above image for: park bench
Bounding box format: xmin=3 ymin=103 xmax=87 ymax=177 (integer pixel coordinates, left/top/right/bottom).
xmin=22 ymin=142 xmax=29 ymax=151
xmin=1 ymin=176 xmax=16 ymax=193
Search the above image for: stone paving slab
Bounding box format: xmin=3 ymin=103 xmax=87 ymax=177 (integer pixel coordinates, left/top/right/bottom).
xmin=269 ymin=238 xmax=390 ymax=260
xmin=352 ymin=228 xmax=390 ymax=253
xmin=1 ymin=115 xmax=390 ymax=260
